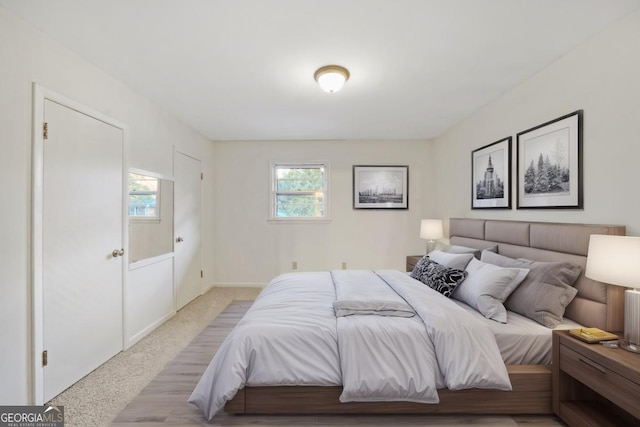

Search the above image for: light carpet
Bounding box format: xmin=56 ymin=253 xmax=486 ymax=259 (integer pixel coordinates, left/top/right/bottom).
xmin=47 ymin=287 xmax=261 ymax=427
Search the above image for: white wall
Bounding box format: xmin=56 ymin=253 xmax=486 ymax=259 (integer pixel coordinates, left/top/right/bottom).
xmin=431 ymin=8 xmax=640 ymax=236
xmin=0 ymin=7 xmax=211 ymax=404
xmin=127 ymin=258 xmax=174 ymax=346
xmin=211 ymin=139 xmax=434 ymax=285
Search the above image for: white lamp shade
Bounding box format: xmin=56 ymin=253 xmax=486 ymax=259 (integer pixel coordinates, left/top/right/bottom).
xmin=420 ymin=219 xmax=443 ymax=240
xmin=585 ymin=234 xmax=640 ymax=288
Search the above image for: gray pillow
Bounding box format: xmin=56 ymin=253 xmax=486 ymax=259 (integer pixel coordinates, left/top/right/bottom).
xmin=454 ymin=258 xmax=529 ymax=323
xmin=481 ymin=250 xmax=581 ymax=328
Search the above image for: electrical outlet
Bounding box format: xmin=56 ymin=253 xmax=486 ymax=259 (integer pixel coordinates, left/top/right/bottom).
xmin=292 ymin=261 xmax=298 ymax=270
xmin=342 ymin=262 xmax=347 ymax=270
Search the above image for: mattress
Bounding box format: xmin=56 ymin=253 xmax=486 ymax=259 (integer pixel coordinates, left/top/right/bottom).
xmin=453 ymin=299 xmax=582 ymax=364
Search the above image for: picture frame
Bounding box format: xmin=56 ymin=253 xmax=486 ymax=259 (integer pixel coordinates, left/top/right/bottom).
xmin=471 ymin=137 xmax=512 ymax=209
xmin=517 ymin=110 xmax=583 ymax=209
xmin=353 ymin=165 xmax=408 ymax=209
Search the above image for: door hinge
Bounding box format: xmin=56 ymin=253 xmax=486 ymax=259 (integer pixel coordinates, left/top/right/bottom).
xmin=43 ymin=122 xmax=49 ymax=140
xmin=42 ymin=350 xmax=48 ymax=367
xmin=200 ymin=270 xmax=204 ymax=278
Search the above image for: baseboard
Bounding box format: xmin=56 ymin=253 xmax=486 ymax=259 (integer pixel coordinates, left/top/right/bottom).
xmin=210 ymin=282 xmax=267 ymax=288
xmin=124 ymin=310 xmax=176 ymax=350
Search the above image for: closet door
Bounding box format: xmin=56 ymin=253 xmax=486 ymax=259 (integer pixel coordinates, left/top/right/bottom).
xmin=42 ymin=99 xmax=124 ymax=401
xmin=174 ymin=151 xmax=202 ymax=310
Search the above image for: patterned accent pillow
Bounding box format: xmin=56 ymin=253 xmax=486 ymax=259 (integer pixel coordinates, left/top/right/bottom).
xmin=410 ymin=255 xmax=432 ymax=280
xmin=411 ymin=256 xmax=468 ymax=297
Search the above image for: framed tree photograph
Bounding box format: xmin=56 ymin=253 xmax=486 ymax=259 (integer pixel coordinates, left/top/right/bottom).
xmin=517 ymin=110 xmax=583 ymax=209
xmin=472 ymin=137 xmax=511 ymax=209
xmin=353 ymin=165 xmax=408 ymax=209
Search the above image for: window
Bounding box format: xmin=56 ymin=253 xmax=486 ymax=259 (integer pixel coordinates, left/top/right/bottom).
xmin=270 ymin=162 xmax=329 ymax=220
xmin=128 ymin=173 xmax=160 ymax=220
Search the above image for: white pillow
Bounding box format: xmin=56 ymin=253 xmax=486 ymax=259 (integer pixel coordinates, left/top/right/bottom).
xmin=431 ymin=242 xmax=497 ymax=259
xmin=428 ymin=250 xmax=474 ymax=271
xmin=454 ymin=258 xmax=529 ymax=323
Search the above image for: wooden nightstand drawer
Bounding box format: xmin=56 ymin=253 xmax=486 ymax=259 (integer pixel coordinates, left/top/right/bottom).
xmin=560 ymin=344 xmax=640 ymax=419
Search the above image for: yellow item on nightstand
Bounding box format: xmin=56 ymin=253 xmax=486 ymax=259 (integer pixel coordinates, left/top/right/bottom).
xmin=568 ymin=327 xmax=618 ymax=343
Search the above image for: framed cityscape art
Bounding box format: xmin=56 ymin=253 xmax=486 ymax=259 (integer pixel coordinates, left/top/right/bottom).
xmin=353 ymin=165 xmax=408 ymax=209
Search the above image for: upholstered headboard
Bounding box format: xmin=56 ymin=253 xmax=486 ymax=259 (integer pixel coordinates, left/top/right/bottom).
xmin=449 ymin=218 xmax=626 ymax=332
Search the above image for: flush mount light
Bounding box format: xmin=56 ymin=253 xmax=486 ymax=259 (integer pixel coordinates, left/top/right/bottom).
xmin=314 ymin=65 xmax=350 ymax=93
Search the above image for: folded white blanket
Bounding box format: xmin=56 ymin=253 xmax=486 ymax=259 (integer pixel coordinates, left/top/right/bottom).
xmin=332 ymin=270 xmax=415 ymax=317
xmin=333 ymin=300 xmax=416 ymax=317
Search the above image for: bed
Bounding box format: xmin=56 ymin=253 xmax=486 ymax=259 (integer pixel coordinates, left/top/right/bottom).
xmin=190 ymin=218 xmax=625 ymax=418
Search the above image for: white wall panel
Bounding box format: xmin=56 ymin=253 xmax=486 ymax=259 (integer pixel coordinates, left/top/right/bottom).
xmin=126 ymin=257 xmax=175 ymax=348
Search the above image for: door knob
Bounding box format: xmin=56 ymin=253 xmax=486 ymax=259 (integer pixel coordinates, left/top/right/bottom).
xmin=112 ymin=248 xmax=124 ymax=257
xmin=176 ymin=236 xmax=184 ymax=243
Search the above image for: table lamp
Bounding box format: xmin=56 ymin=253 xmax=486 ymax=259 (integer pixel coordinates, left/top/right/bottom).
xmin=585 ymin=234 xmax=640 ymax=353
xmin=420 ymin=219 xmax=443 ymax=255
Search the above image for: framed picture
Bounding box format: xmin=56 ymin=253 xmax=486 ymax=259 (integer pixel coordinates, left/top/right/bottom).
xmin=353 ymin=165 xmax=408 ymax=209
xmin=517 ymin=110 xmax=583 ymax=209
xmin=472 ymin=137 xmax=512 ymax=209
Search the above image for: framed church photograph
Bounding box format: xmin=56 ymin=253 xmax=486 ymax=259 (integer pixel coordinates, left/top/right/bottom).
xmin=471 ymin=137 xmax=511 ymax=209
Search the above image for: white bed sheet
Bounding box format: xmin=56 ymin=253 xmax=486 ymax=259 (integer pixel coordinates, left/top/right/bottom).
xmin=452 ymin=299 xmax=582 ymax=364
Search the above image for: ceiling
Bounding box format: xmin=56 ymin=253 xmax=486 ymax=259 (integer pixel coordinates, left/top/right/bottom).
xmin=2 ymin=0 xmax=639 ymax=141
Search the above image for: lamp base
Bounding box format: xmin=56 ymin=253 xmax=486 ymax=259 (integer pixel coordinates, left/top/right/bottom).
xmin=425 ymin=240 xmax=436 ymax=255
xmin=624 ymin=289 xmax=640 ymax=353
xmin=620 ymin=341 xmax=640 ymax=353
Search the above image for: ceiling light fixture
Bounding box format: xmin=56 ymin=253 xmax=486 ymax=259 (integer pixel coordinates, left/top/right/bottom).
xmin=314 ymin=65 xmax=350 ymax=93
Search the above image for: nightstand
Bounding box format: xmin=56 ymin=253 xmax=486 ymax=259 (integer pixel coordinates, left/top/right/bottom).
xmin=552 ymin=329 xmax=640 ymax=426
xmin=406 ymin=255 xmax=423 ymax=272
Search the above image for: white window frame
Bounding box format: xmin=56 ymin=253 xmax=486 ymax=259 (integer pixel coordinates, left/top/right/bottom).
xmin=269 ymin=161 xmax=330 ymax=222
xmin=128 ymin=170 xmax=161 ymax=222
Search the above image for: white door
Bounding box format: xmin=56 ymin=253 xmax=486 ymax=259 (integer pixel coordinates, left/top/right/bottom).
xmin=42 ymin=99 xmax=124 ymax=400
xmin=174 ymin=151 xmax=202 ymax=309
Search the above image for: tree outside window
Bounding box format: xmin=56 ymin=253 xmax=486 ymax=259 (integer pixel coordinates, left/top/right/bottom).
xmin=271 ymin=163 xmax=329 ymax=220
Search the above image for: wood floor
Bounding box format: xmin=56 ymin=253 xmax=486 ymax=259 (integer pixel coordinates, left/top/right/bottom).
xmin=112 ymin=300 xmax=566 ymax=426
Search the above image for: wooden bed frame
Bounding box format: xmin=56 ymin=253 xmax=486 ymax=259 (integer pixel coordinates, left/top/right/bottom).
xmin=224 ymin=219 xmax=626 ymax=415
